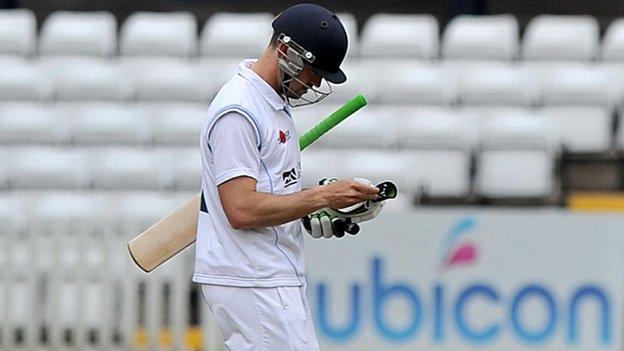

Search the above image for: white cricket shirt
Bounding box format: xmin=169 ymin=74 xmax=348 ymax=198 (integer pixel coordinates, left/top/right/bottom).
xmin=193 ymin=59 xmax=305 ymax=287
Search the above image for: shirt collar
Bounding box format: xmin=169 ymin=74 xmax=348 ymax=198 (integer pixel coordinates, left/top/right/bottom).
xmin=237 ymin=59 xmax=288 ymax=111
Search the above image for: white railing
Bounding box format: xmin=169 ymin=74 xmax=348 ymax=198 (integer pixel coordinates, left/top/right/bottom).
xmin=0 ymin=199 xmax=226 ymax=351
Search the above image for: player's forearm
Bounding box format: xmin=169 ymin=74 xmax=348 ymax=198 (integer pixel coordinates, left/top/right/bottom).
xmin=226 ymin=187 xmax=327 ymax=229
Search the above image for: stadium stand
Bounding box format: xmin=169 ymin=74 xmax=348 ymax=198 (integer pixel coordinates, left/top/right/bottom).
xmin=602 ymin=18 xmax=624 ymax=61
xmin=0 ymin=102 xmax=68 ymax=144
xmin=0 ymin=57 xmax=52 ymax=100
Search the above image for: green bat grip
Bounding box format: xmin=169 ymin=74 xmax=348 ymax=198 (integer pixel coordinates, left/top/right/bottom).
xmin=298 ymin=94 xmax=368 ymax=151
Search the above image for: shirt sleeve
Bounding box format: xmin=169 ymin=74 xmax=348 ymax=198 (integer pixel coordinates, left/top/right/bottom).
xmin=208 ymin=112 xmax=261 ymax=186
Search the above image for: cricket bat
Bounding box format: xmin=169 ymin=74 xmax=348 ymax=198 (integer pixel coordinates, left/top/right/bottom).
xmin=128 ymin=95 xmax=368 ymax=272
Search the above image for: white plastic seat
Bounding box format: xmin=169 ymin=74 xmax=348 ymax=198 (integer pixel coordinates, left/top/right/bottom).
xmin=0 ymin=57 xmax=52 ymax=101
xmin=476 ymin=150 xmax=553 ymax=198
xmin=92 ymin=148 xmax=168 ymax=190
xmin=412 ymin=149 xmax=472 ymax=197
xmin=0 ymin=9 xmax=36 ymax=56
xmin=336 ymin=151 xmax=419 ymax=195
xmin=149 ymin=103 xmax=205 ymax=146
xmin=540 ymin=106 xmax=612 ymax=152
xmin=602 ymin=19 xmax=624 ymax=61
xmin=393 ymin=106 xmax=474 ymax=149
xmin=337 ymin=13 xmax=358 ymax=58
xmin=39 ymin=11 xmax=117 ymax=57
xmin=523 ymin=15 xmax=599 ymax=61
xmin=198 ymin=58 xmax=243 ymax=100
xmin=62 ymin=102 xmax=150 ymax=145
xmin=40 ymin=57 xmax=128 ymax=101
xmin=200 ymin=12 xmax=272 ymax=58
xmin=170 ymin=149 xmax=201 ymax=191
xmin=442 ymin=15 xmax=519 ymax=60
xmin=315 ymin=106 xmax=396 ymax=149
xmin=113 ymin=192 xmax=191 ymax=236
xmin=123 ymin=58 xmax=203 ymax=101
xmin=321 ymin=61 xmax=376 ymax=104
xmin=299 ymin=150 xmax=342 ymax=188
xmin=371 ymin=60 xmax=455 ymax=105
xmin=0 ymin=103 xmax=69 ymax=144
xmin=475 ymin=114 xmax=554 ymax=198
xmin=120 ymin=12 xmax=198 ymax=57
xmin=453 ymin=61 xmax=535 ymax=106
xmin=0 ymin=149 xmax=8 ymax=189
xmin=530 ymin=63 xmax=616 ymax=107
xmin=7 ymin=147 xmax=89 ymax=190
xmin=360 ymin=14 xmax=438 ymax=59
xmin=32 ymin=192 xmax=101 ymax=233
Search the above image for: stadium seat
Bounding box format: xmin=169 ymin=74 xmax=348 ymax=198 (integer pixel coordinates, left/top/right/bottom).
xmin=452 ymin=61 xmax=535 ymax=106
xmin=198 ymin=58 xmax=243 ymax=99
xmin=0 ymin=57 xmax=52 ymax=101
xmin=299 ymin=150 xmax=342 ymax=188
xmin=0 ymin=150 xmax=7 ymax=190
xmin=442 ymin=15 xmax=519 ymax=60
xmin=200 ymin=12 xmax=272 ymax=58
xmin=337 ymin=13 xmax=359 ymax=58
xmin=62 ymin=102 xmax=150 ymax=145
xmin=0 ymin=9 xmax=36 ymax=56
xmin=602 ymin=19 xmax=624 ymax=61
xmin=113 ymin=192 xmax=191 ymax=236
xmin=476 ymin=150 xmax=554 ymax=198
xmin=334 ymin=151 xmax=419 ymax=193
xmin=540 ymin=106 xmax=613 ymax=152
xmin=360 ymin=14 xmax=439 ymax=59
xmin=312 ymin=105 xmax=395 ymax=149
xmin=412 ymin=149 xmax=472 ymax=197
xmin=372 ymin=60 xmax=456 ymax=105
xmin=393 ymin=106 xmax=475 ymax=149
xmin=170 ymin=149 xmax=201 ymax=191
xmin=41 ymin=57 xmax=128 ymax=101
xmin=149 ymin=103 xmax=205 ymax=146
xmin=123 ymin=58 xmax=203 ymax=101
xmin=475 ymin=113 xmax=555 ymax=198
xmin=320 ymin=60 xmax=377 ymax=104
xmin=529 ymin=62 xmax=616 ymax=107
xmin=91 ymin=148 xmax=168 ymax=190
xmin=0 ymin=103 xmax=69 ymax=144
xmin=32 ymin=192 xmax=101 ymax=234
xmin=39 ymin=11 xmax=117 ymax=57
xmin=522 ymin=15 xmax=600 ymax=61
xmin=120 ymin=12 xmax=198 ymax=57
xmin=7 ymin=147 xmax=90 ymax=190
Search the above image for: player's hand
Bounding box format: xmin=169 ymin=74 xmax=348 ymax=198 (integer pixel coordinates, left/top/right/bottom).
xmin=301 ymin=209 xmax=360 ymax=239
xmin=318 ymin=177 xmax=379 ymax=209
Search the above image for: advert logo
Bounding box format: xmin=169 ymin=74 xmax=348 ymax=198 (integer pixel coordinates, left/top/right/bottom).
xmin=313 ymin=216 xmax=613 ymax=347
xmin=439 ymin=217 xmax=478 ymax=270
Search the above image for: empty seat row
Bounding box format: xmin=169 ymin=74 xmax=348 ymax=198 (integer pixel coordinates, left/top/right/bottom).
xmin=4 ymin=9 xmax=624 ymax=61
xmin=0 ymin=144 xmax=552 ymax=199
xmin=0 ymin=147 xmax=201 ymax=192
xmin=296 ymin=104 xmax=614 ymax=153
xmin=1 ymin=57 xmax=623 ymax=107
xmin=0 ymin=102 xmax=614 ymax=153
xmin=0 ymin=102 xmax=205 ymax=146
xmin=0 ymin=57 xmax=239 ymax=102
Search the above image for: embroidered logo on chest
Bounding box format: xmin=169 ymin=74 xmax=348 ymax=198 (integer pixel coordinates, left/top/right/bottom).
xmin=278 ymin=129 xmax=291 ymax=144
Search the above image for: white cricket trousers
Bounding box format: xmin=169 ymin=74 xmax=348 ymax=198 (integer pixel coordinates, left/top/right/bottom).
xmin=201 ymin=283 xmax=320 ymax=351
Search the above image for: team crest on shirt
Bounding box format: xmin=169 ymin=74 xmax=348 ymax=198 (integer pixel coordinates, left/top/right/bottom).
xmin=278 ymin=129 xmax=291 ymax=144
